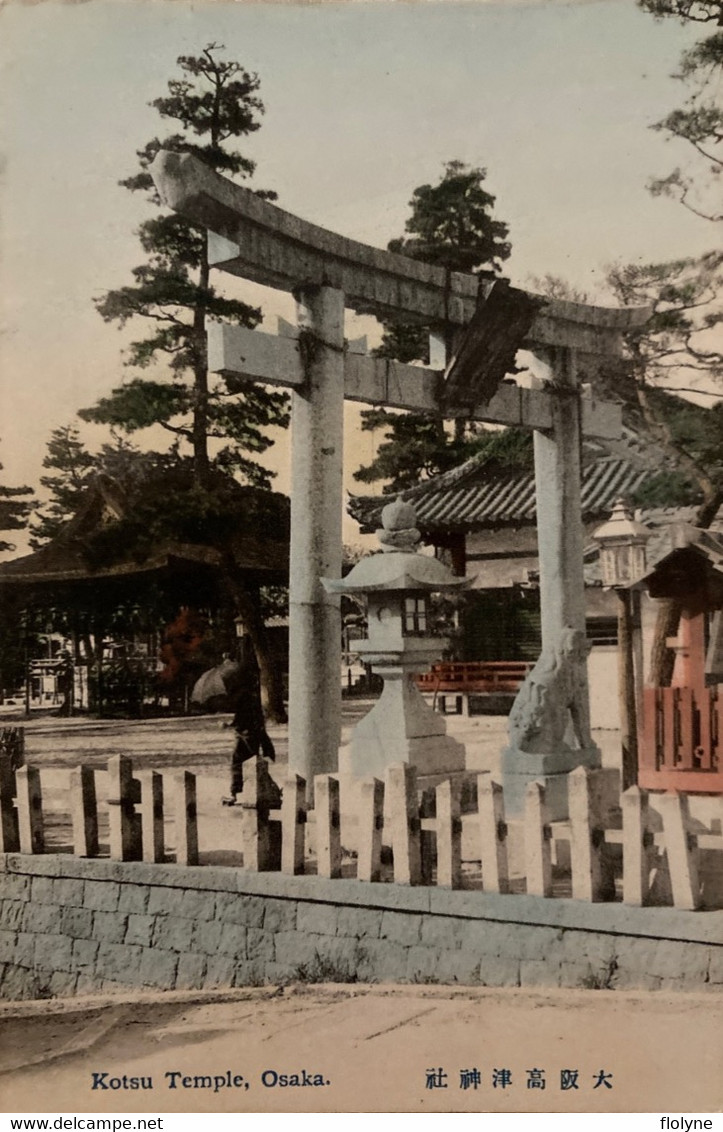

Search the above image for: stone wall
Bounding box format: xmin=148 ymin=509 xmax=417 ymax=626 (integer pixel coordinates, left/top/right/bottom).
xmin=1 ymin=853 xmax=721 ymax=1000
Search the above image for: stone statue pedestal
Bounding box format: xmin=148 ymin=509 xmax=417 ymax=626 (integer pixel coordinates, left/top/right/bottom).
xmin=346 ymin=656 xmax=466 ymax=779
xmin=500 ymin=743 xmax=601 ymax=821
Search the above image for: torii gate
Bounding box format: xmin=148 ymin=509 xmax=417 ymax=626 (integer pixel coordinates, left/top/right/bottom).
xmin=151 ymin=151 xmax=650 ymax=802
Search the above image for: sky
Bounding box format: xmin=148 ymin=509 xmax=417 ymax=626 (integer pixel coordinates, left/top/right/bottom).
xmin=0 ymin=0 xmax=716 ymax=551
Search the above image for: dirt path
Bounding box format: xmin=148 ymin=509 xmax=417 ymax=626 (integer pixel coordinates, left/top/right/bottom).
xmin=0 ymin=984 xmax=719 ymax=1113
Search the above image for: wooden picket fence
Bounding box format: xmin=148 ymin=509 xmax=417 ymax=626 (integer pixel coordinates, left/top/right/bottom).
xmin=1 ymin=739 xmax=720 ymax=912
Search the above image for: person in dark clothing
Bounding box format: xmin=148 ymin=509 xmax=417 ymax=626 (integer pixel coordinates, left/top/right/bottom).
xmin=222 ymin=679 xmax=275 ymax=805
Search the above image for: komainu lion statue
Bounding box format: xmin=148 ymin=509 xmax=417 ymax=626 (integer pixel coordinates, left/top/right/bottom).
xmin=508 ymin=626 xmax=593 ymax=754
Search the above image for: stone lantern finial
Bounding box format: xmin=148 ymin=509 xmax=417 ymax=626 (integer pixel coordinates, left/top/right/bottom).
xmin=377 ymin=496 xmax=421 ymax=553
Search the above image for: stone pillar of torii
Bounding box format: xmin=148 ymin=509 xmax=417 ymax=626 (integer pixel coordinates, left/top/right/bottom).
xmin=152 ymin=152 xmax=649 ymax=811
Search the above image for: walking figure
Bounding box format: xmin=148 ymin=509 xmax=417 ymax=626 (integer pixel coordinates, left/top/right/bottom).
xmin=222 ymin=670 xmax=275 ymax=805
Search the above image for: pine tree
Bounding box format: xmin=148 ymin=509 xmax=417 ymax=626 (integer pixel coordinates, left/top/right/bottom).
xmin=0 ymin=452 xmax=33 ymax=554
xmin=80 ymin=44 xmax=289 ymax=486
xmin=355 ymin=161 xmax=512 ymax=491
xmin=640 ymin=0 xmax=722 ymax=222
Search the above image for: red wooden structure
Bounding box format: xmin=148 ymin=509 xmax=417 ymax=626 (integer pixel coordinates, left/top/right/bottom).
xmin=417 ymin=660 xmax=532 ymax=714
xmin=638 ymin=533 xmax=723 ymax=793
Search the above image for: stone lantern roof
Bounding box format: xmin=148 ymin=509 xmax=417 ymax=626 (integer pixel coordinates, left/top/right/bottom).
xmin=322 ymin=498 xmax=473 ymax=595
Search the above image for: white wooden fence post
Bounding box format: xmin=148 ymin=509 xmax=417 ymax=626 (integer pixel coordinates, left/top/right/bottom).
xmin=386 ymin=764 xmax=422 ymax=886
xmin=107 ymin=755 xmax=142 ymax=862
xmin=140 ymin=770 xmax=165 ymax=864
xmin=0 ymin=751 xmax=19 ymax=853
xmin=659 ymin=792 xmax=701 ymax=911
xmin=16 ymin=765 xmax=43 ymax=854
xmin=314 ymin=774 xmax=342 ymax=879
xmin=569 ymin=766 xmax=614 ymax=902
xmin=357 ymin=777 xmax=384 ymax=882
xmin=622 ymin=785 xmax=653 ymax=906
xmin=436 ymin=778 xmax=462 ymax=889
xmin=281 ymin=774 xmax=307 ymax=875
xmin=70 ymin=765 xmax=98 ymax=858
xmin=240 ymin=756 xmax=281 ymax=871
xmin=478 ymin=776 xmax=509 ymax=894
xmin=524 ymin=780 xmax=553 ymax=897
xmin=173 ymin=771 xmax=199 ymax=867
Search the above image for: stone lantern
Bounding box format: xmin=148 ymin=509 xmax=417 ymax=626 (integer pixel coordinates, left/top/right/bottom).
xmin=322 ymin=498 xmax=471 ymax=779
xmin=593 ymin=498 xmax=650 ymax=588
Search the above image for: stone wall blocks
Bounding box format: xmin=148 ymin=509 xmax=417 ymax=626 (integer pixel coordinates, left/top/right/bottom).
xmin=14 ymin=932 xmax=35 ymax=967
xmin=217 ymin=922 xmax=248 ymax=958
xmin=455 ymin=920 xmax=510 ymax=956
xmin=83 ymin=881 xmax=120 ymax=912
xmin=72 ymin=938 xmax=100 ymax=969
xmin=175 ymin=951 xmax=207 ymax=991
xmin=0 ymin=929 xmax=17 ymax=963
xmin=75 ymin=971 xmax=102 ymax=995
xmin=246 ymin=928 xmax=275 ymax=963
xmin=147 ymin=886 xmax=175 ymax=916
xmin=264 ymin=961 xmax=297 ymax=985
xmin=435 ymin=950 xmax=482 ymax=984
xmin=508 ymin=926 xmax=563 ymax=962
xmin=560 ymin=930 xmax=618 ymax=965
xmin=91 ymin=911 xmax=128 ymax=945
xmin=420 ymin=916 xmax=464 ymax=951
xmin=405 ymin=945 xmax=441 ymax=983
xmin=124 ymin=914 xmax=155 ymax=948
xmin=152 ymin=915 xmax=195 ymax=953
xmin=335 ymin=907 xmax=382 ymax=940
xmin=0 ymin=874 xmax=31 ymax=902
xmin=297 ymin=902 xmax=337 ymax=937
xmin=191 ymin=919 xmax=224 ymax=955
xmin=203 ymin=955 xmax=236 ymax=988
xmin=21 ymin=903 xmax=60 ymax=935
xmin=380 ymin=911 xmax=421 ymax=947
xmin=647 ymin=940 xmax=710 ymax=982
xmin=0 ymin=964 xmax=41 ymax=1000
xmin=476 ymin=956 xmax=521 ymax=987
xmin=53 ymin=878 xmax=87 ymax=907
xmin=707 ymin=948 xmax=723 ymax=984
xmin=138 ymin=947 xmax=179 ymax=990
xmin=97 ymin=941 xmax=143 ymax=984
xmin=60 ymin=906 xmax=94 ymax=940
xmin=178 ymin=890 xmax=218 ymax=922
xmin=48 ymin=969 xmax=79 ymax=997
xmin=519 ymin=958 xmax=562 ymax=988
xmin=2 ymin=901 xmax=27 ymax=931
xmin=35 ymin=933 xmax=74 ymax=973
xmin=355 ymin=938 xmax=409 ymax=982
xmin=214 ymin=893 xmax=265 ymax=928
xmin=274 ymin=931 xmax=327 ymax=970
xmin=117 ymin=885 xmax=150 ymax=915
xmin=30 ymin=876 xmax=55 ymax=903
xmin=232 ymin=961 xmax=265 ymax=988
xmin=262 ymin=898 xmax=297 ymax=933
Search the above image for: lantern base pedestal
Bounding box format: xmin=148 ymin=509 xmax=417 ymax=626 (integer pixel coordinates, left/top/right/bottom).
xmin=345 ymin=668 xmax=467 ymax=780
xmin=500 ymin=744 xmax=601 ymax=821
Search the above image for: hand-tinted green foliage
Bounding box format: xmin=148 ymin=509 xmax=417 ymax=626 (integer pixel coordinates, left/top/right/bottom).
xmin=639 ymin=0 xmax=722 ymax=221
xmin=84 ymin=44 xmax=289 ymax=482
xmin=357 ymin=161 xmax=513 ymax=490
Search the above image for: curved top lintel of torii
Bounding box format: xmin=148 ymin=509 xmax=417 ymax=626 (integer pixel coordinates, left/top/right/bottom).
xmin=151 ymin=149 xmax=650 ymax=371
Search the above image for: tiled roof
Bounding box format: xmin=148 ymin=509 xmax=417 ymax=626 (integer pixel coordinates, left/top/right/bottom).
xmin=349 ymin=455 xmax=652 ymax=533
